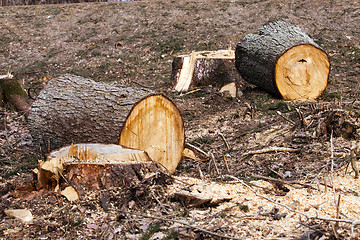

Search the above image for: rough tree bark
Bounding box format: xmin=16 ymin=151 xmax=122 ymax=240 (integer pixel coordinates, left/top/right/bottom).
xmin=235 ymin=21 xmax=330 ymax=100
xmin=172 ymin=50 xmax=242 ymax=92
xmin=28 ymin=74 xmax=153 ymax=152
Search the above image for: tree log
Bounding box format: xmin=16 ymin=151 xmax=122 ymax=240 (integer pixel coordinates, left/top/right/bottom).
xmin=28 ymin=74 xmax=153 ymax=152
xmin=235 ymin=21 xmax=330 ymax=100
xmin=38 ymin=143 xmax=157 ymax=192
xmin=172 ymin=50 xmax=242 ymax=92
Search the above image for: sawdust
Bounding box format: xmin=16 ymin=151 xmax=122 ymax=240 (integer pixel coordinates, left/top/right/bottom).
xmin=168 ymin=168 xmax=360 ymax=239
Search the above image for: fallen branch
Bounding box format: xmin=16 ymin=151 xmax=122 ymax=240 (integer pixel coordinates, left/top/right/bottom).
xmin=246 ymin=146 xmax=299 ymax=155
xmin=137 ymin=214 xmax=243 ymax=240
xmin=251 ymin=174 xmax=317 ymax=190
xmin=239 ymin=146 xmax=299 ymax=161
xmin=225 ymin=175 xmax=360 ymax=227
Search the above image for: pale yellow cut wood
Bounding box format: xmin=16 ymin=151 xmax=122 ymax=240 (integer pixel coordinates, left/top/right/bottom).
xmin=50 ymin=143 xmax=150 ymax=163
xmin=219 ymin=82 xmax=237 ymax=98
xmin=119 ymin=95 xmax=185 ymax=173
xmin=174 ymin=51 xmax=197 ymax=92
xmin=61 ymin=186 xmax=79 ymax=202
xmin=174 ymin=49 xmax=235 ymax=92
xmin=176 ymin=49 xmax=235 ymax=59
xmin=4 ymin=209 xmax=33 ymax=223
xmin=275 ymin=44 xmax=330 ymax=100
xmin=38 ymin=143 xmax=151 ymax=188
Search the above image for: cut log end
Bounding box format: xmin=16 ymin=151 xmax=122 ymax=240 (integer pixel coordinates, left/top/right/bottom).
xmin=236 ymin=21 xmax=330 ymax=100
xmin=275 ymin=44 xmax=330 ymax=100
xmin=119 ymin=94 xmax=185 ymax=173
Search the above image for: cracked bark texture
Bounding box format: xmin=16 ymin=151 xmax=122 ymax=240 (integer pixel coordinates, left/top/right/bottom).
xmin=28 ymin=74 xmax=153 ymax=152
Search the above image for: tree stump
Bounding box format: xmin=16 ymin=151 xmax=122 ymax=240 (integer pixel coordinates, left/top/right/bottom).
xmin=235 ymin=21 xmax=330 ymax=100
xmin=38 ymin=143 xmax=157 ymax=192
xmin=0 ymin=72 xmax=30 ymax=113
xmin=172 ymin=50 xmax=242 ymax=92
xmin=119 ymin=94 xmax=185 ymax=173
xmin=28 ymin=74 xmax=153 ymax=152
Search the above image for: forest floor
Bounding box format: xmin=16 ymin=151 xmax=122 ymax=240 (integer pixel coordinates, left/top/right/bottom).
xmin=1 ymin=0 xmax=360 ymax=239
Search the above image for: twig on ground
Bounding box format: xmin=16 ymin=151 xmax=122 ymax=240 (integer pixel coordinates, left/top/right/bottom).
xmin=336 ymin=194 xmax=341 ymax=226
xmin=277 ymin=111 xmax=296 ymax=125
xmin=222 ymin=154 xmax=231 ymax=174
xmin=295 ymin=108 xmax=306 ymax=127
xmin=225 ymin=175 xmax=360 ymax=227
xmin=246 ymin=147 xmax=299 ymax=155
xmin=179 ymin=88 xmax=201 ymax=97
xmin=350 ymin=142 xmax=359 ymax=179
xmin=37 ymin=203 xmax=71 ymax=221
xmin=251 ymin=174 xmax=317 ymax=190
xmin=196 ymin=163 xmax=204 ymax=180
xmin=210 ymin=153 xmax=221 ymax=176
xmin=218 ymin=132 xmax=231 ymax=151
xmin=244 ymin=102 xmax=254 ymax=119
xmin=185 ymin=142 xmax=210 ymax=159
xmin=330 ymin=131 xmax=338 ymax=210
xmin=150 ymin=190 xmax=169 ymax=214
xmin=137 ymin=214 xmax=243 ymax=240
xmin=239 ymin=146 xmax=299 ymax=162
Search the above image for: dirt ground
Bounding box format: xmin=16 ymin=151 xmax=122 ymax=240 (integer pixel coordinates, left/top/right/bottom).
xmin=1 ymin=0 xmax=360 ymax=239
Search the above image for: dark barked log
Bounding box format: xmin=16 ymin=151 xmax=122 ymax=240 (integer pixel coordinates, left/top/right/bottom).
xmin=28 ymin=74 xmax=153 ymax=153
xmin=235 ymin=21 xmax=330 ymax=100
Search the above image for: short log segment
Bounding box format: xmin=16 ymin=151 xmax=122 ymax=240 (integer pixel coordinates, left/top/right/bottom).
xmin=28 ymin=74 xmax=153 ymax=152
xmin=38 ymin=143 xmax=156 ymax=192
xmin=235 ymin=21 xmax=330 ymax=100
xmin=119 ymin=95 xmax=185 ymax=173
xmin=172 ymin=50 xmax=242 ymax=92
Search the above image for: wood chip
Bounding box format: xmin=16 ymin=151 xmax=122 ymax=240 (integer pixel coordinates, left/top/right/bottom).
xmin=61 ymin=186 xmax=79 ymax=202
xmin=4 ymin=209 xmax=33 ymax=223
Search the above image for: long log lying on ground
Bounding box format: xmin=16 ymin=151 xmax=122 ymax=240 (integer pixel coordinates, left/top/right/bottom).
xmin=235 ymin=21 xmax=330 ymax=100
xmin=38 ymin=143 xmax=156 ymax=192
xmin=172 ymin=49 xmax=242 ymax=92
xmin=28 ymin=74 xmax=153 ymax=152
